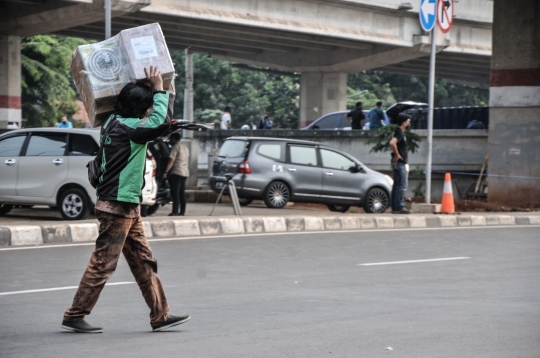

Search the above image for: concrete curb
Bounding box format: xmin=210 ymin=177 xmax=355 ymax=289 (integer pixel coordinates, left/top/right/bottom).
xmin=1 ymin=214 xmax=539 ymax=247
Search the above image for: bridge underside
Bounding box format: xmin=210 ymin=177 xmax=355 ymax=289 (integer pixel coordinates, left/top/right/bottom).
xmin=1 ymin=0 xmax=492 ymax=127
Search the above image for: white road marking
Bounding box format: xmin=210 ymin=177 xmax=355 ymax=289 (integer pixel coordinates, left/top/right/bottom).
xmin=359 ymin=257 xmax=471 ymax=266
xmin=0 ymin=282 xmax=135 ymax=296
xmin=0 ymin=225 xmax=538 ymax=251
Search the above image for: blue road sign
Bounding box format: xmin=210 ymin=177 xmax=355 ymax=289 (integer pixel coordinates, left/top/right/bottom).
xmin=419 ymin=0 xmax=436 ymax=31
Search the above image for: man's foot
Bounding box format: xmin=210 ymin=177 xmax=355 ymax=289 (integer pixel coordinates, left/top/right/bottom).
xmin=168 ymin=213 xmax=177 ymax=216
xmin=152 ymin=315 xmax=191 ymax=332
xmin=61 ymin=319 xmax=103 ymax=333
xmin=392 ymin=209 xmax=411 ymax=214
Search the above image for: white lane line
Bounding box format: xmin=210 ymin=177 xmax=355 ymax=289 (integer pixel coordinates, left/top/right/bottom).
xmin=359 ymin=257 xmax=471 ymax=266
xmin=0 ymin=282 xmax=135 ymax=296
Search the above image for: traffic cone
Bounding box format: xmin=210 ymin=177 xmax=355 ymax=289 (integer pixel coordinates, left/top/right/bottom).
xmin=440 ymin=173 xmax=455 ymax=213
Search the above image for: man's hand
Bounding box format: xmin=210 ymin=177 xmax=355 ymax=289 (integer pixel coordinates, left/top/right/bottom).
xmin=144 ymin=66 xmax=163 ymax=91
xmin=392 ymin=154 xmax=403 ymax=164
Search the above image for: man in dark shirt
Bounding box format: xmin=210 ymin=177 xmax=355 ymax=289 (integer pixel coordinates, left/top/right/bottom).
xmin=389 ymin=114 xmax=412 ymax=214
xmin=346 ymin=102 xmax=365 ymax=129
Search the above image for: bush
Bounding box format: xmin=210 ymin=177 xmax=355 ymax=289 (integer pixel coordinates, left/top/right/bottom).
xmin=365 ymin=125 xmax=421 ymax=154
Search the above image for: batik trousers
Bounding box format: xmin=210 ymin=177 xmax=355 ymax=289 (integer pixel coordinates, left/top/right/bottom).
xmin=63 ymin=210 xmax=169 ymax=326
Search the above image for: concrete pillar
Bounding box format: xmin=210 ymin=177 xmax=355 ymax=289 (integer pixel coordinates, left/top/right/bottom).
xmin=0 ymin=36 xmax=21 ymax=129
xmin=487 ymin=0 xmax=540 ymax=205
xmin=299 ymin=72 xmax=347 ymax=128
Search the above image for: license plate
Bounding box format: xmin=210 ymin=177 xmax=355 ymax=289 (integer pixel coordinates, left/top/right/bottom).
xmin=215 ymin=182 xmax=224 ymax=189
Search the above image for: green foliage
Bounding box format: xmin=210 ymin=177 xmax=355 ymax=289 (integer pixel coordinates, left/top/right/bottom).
xmin=412 ymin=182 xmax=425 ymax=198
xmin=347 ymin=70 xmax=488 ymax=111
xmin=365 ymin=125 xmax=421 ymax=154
xmin=170 ymin=51 xmax=299 ymax=129
xmin=19 ymin=36 xmax=488 ymax=129
xmin=21 ymin=35 xmax=88 ymax=127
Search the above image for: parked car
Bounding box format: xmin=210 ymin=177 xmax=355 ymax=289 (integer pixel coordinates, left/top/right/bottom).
xmin=209 ymin=137 xmax=393 ymax=213
xmin=301 ymin=111 xmax=369 ymax=130
xmin=301 ymin=102 xmax=428 ymax=130
xmin=0 ymin=127 xmax=157 ymax=220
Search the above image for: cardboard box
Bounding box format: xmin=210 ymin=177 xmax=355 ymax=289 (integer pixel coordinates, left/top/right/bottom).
xmin=70 ymin=23 xmax=175 ymax=127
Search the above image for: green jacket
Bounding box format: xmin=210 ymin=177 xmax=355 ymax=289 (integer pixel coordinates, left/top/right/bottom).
xmin=97 ymin=91 xmax=172 ymax=203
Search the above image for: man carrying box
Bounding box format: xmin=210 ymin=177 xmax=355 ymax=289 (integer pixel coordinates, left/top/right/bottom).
xmin=61 ymin=66 xmax=190 ymax=333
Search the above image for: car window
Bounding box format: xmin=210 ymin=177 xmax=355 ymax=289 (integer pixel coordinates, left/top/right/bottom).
xmin=336 ymin=113 xmax=349 ymax=128
xmin=0 ymin=134 xmax=26 ymax=156
xmin=320 ymin=149 xmax=356 ymax=171
xmin=289 ymin=145 xmax=317 ymax=166
xmin=315 ymin=114 xmax=340 ymax=129
xmin=69 ymin=134 xmax=99 ymax=156
xmin=257 ymin=143 xmax=282 ymax=161
xmin=219 ymin=140 xmax=247 ymax=158
xmin=25 ymin=132 xmax=67 ymax=156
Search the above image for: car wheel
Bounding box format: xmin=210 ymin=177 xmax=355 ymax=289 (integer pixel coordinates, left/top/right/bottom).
xmin=0 ymin=204 xmax=14 ymax=216
xmin=239 ymin=198 xmax=254 ymax=207
xmin=327 ymin=204 xmax=350 ymax=213
xmin=59 ymin=188 xmax=90 ymax=220
xmin=263 ymin=181 xmax=290 ymax=209
xmin=363 ymin=188 xmax=389 ymax=213
xmin=144 ymin=203 xmax=160 ymax=216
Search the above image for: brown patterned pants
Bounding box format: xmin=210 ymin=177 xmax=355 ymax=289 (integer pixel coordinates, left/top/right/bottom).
xmin=63 ymin=210 xmax=169 ymax=326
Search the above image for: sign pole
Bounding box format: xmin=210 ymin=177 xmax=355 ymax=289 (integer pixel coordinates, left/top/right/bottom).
xmin=105 ymin=0 xmax=111 ymax=39
xmin=425 ymin=28 xmax=436 ymax=204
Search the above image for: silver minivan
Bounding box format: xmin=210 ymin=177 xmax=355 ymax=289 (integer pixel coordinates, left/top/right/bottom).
xmin=209 ymin=137 xmax=393 ymax=213
xmin=0 ymin=128 xmax=157 ymax=220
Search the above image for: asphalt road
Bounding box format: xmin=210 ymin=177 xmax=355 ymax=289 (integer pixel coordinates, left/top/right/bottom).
xmin=1 ymin=227 xmax=539 ymax=358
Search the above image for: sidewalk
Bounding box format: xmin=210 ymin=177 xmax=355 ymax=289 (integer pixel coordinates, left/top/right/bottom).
xmin=1 ymin=202 xmax=539 ymax=247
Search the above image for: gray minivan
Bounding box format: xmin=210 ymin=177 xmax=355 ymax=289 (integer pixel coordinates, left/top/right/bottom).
xmin=209 ymin=137 xmax=393 ymax=213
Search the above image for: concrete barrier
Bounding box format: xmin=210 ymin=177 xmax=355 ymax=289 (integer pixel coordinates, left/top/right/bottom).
xmin=0 ymin=214 xmax=538 ymax=247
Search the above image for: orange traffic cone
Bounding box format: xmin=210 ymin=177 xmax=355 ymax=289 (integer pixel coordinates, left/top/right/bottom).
xmin=440 ymin=173 xmax=455 ymax=213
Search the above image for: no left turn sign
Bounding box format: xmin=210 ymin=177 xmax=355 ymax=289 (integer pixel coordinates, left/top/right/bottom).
xmin=437 ymin=0 xmax=454 ymax=33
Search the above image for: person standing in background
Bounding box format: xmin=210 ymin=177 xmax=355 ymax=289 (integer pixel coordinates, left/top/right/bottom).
xmin=258 ymin=112 xmax=273 ymax=129
xmin=220 ymin=106 xmax=231 ymax=129
xmin=56 ymin=116 xmax=73 ymax=128
xmin=164 ymin=131 xmax=189 ymax=216
xmin=346 ymin=102 xmax=365 ymax=130
xmin=368 ymin=102 xmax=385 ymax=130
xmin=389 ymin=114 xmax=412 ymax=214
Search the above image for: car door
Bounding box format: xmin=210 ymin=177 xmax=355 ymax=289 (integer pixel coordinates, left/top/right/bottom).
xmin=16 ymin=132 xmax=68 ymax=198
xmin=0 ymin=133 xmax=28 ymax=197
xmin=285 ymin=144 xmax=322 ymax=200
xmin=319 ymin=148 xmax=363 ymax=202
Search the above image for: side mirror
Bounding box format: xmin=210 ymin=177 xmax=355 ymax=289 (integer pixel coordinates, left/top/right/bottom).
xmin=349 ymin=164 xmax=362 ymax=173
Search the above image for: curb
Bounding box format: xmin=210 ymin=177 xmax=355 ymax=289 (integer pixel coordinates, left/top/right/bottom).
xmin=1 ymin=214 xmax=539 ymax=247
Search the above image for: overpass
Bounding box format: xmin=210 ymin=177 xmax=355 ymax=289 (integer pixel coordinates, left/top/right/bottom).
xmin=1 ymin=0 xmax=492 ymax=127
xmin=0 ymin=0 xmax=538 ymax=205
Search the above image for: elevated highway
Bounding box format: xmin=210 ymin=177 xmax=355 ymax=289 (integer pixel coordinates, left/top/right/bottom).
xmin=1 ymin=0 xmax=493 ymax=126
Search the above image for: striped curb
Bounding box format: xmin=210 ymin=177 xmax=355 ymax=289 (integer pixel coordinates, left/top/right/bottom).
xmin=0 ymin=214 xmax=538 ymax=247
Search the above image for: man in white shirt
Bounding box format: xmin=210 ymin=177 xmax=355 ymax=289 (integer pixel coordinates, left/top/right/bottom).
xmin=220 ymin=106 xmax=231 ymax=130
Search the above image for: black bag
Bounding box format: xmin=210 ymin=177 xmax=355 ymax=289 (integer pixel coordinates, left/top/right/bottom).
xmin=87 ymin=116 xmax=115 ymax=189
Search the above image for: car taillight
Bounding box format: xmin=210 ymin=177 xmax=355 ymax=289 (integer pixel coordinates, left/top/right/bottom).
xmin=238 ymin=160 xmax=251 ymax=174
xmin=150 ymin=155 xmax=157 ymax=177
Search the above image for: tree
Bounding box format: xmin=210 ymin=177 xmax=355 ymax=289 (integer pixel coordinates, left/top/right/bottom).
xmin=169 ymin=51 xmax=299 ymax=128
xmin=21 ymin=35 xmax=88 ymax=127
xmin=347 ymin=70 xmax=488 ymax=110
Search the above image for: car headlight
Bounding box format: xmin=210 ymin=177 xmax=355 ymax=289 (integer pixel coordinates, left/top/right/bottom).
xmin=385 ymin=174 xmax=394 ymax=186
